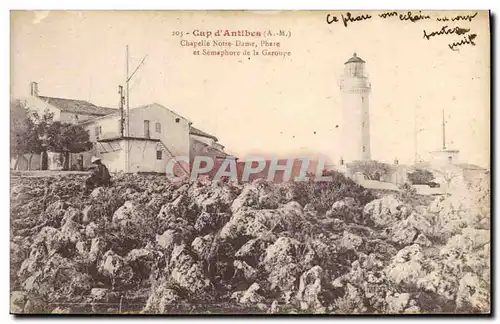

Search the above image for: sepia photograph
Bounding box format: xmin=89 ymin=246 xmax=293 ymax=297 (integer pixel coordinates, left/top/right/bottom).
xmin=9 ymin=10 xmax=491 ymax=315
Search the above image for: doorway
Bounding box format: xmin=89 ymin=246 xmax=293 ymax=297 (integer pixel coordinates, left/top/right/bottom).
xmin=41 ymin=151 xmax=48 ymax=170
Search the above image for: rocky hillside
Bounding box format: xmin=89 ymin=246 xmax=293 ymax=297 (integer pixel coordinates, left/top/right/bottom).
xmin=10 ymin=172 xmax=490 ymax=314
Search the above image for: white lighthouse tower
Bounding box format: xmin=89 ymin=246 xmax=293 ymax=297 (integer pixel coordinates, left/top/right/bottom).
xmin=339 ymin=53 xmax=372 ymax=163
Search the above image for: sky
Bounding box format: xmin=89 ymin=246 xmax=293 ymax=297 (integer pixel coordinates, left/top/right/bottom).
xmin=10 ymin=10 xmax=490 ymax=168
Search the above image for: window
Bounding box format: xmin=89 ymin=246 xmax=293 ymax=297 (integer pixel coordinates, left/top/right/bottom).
xmin=156 ymin=150 xmax=162 ymax=160
xmin=155 ymin=122 xmax=161 ymax=132
xmin=175 ymin=118 xmax=180 ymax=123
xmin=144 ymin=120 xmax=150 ymax=138
xmin=95 ymin=126 xmax=101 ymax=136
xmin=363 ymin=146 xmax=366 ymax=152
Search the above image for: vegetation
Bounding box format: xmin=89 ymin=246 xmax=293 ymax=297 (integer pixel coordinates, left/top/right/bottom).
xmin=46 ymin=122 xmax=93 ymax=170
xmin=407 ymin=169 xmax=435 ymax=185
xmin=10 ymin=100 xmax=43 ymax=170
xmin=431 ymin=166 xmax=463 ymax=189
xmin=346 ymin=160 xmax=392 ymax=181
xmin=398 ymin=182 xmax=418 ymax=202
xmin=290 ymin=170 xmax=375 ymax=214
xmin=10 ymin=100 xmax=92 ymax=171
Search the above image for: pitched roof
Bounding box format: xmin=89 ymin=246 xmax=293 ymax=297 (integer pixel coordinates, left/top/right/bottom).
xmin=209 ymin=147 xmax=232 ymax=159
xmin=190 ymin=126 xmax=218 ymax=141
xmin=77 ymin=102 xmax=185 ymax=125
xmin=134 ymin=103 xmax=189 ymax=121
xmin=414 ymin=161 xmax=487 ymax=171
xmin=192 ymin=138 xmax=232 ymax=159
xmin=38 ymin=96 xmax=118 ymax=116
xmin=457 ymin=163 xmax=487 ymax=171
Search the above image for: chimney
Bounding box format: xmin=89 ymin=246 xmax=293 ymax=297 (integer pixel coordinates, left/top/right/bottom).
xmin=30 ymin=82 xmax=39 ymax=97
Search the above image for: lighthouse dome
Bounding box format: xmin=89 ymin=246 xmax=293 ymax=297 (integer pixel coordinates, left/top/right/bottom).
xmin=345 ymin=53 xmax=366 ymax=64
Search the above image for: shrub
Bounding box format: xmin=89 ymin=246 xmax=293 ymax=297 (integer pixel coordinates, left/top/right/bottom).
xmin=346 ymin=161 xmax=392 ymax=181
xmin=407 ymin=169 xmax=435 ymax=185
xmin=290 ymin=170 xmax=375 ymax=214
xmin=398 ymin=182 xmax=417 ymax=203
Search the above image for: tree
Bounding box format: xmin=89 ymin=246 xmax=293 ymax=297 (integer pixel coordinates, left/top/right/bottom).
xmin=407 ymin=169 xmax=435 ymax=185
xmin=346 ymin=160 xmax=392 ymax=181
xmin=10 ymin=100 xmax=28 ymax=168
xmin=11 ymin=99 xmax=92 ymax=171
xmin=47 ymin=121 xmax=93 ymax=170
xmin=432 ymin=166 xmax=462 ymax=189
xmin=10 ymin=100 xmax=44 ymax=170
xmin=32 ymin=108 xmax=55 ymax=169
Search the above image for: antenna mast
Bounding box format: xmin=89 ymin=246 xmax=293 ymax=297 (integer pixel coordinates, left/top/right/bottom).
xmin=123 ymin=45 xmax=148 ymax=173
xmin=118 ymin=85 xmax=124 ymax=137
xmin=442 ymin=109 xmax=446 ymax=149
xmin=124 ymin=46 xmax=130 ymax=172
xmin=414 ymin=106 xmax=418 ymax=164
xmin=126 ymin=45 xmax=130 ymax=136
xmin=413 ymin=105 xmax=424 ymax=164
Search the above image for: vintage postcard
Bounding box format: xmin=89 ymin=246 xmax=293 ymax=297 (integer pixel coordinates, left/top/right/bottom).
xmin=10 ymin=10 xmax=490 ymax=315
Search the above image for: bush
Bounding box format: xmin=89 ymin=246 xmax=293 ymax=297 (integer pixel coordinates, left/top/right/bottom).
xmin=398 ymin=182 xmax=417 ymax=202
xmin=346 ymin=161 xmax=392 ymax=181
xmin=290 ymin=170 xmax=375 ymax=214
xmin=407 ymin=169 xmax=435 ymax=185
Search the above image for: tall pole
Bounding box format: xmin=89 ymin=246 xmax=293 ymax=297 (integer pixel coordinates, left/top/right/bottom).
xmin=118 ymin=85 xmax=124 ymax=137
xmin=442 ymin=109 xmax=446 ymax=149
xmin=413 ymin=105 xmax=426 ymax=164
xmin=126 ymin=45 xmax=130 ymax=136
xmin=125 ymin=45 xmax=130 ymax=173
xmin=414 ymin=106 xmax=418 ymax=164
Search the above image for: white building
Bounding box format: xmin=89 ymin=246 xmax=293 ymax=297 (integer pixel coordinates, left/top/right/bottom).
xmin=430 ymin=148 xmax=460 ymax=165
xmin=429 ymin=110 xmax=460 ymax=165
xmin=15 ymin=82 xmax=233 ymax=173
xmin=339 ymin=53 xmax=372 ymax=163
